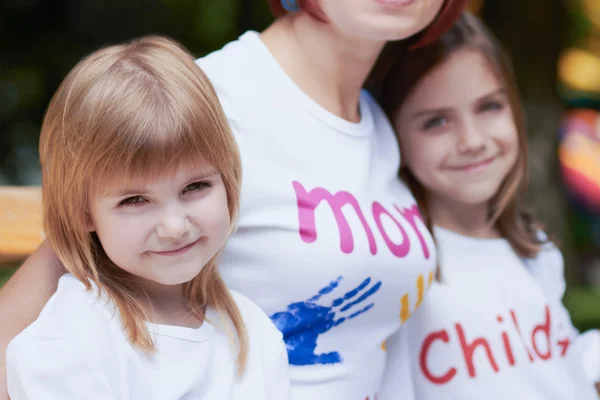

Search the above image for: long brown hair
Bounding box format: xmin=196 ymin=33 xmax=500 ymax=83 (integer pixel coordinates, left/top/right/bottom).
xmin=268 ymin=0 xmax=467 ymax=47
xmin=371 ymin=12 xmax=544 ymax=260
xmin=39 ymin=36 xmax=248 ymax=373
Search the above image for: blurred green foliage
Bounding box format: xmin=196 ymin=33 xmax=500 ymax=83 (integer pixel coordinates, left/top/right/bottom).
xmin=0 ymin=268 xmax=16 ymax=288
xmin=0 ymin=0 xmax=273 ymax=185
xmin=565 ymin=286 xmax=600 ymax=331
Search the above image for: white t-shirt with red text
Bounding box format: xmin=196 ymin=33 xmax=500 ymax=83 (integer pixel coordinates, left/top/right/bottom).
xmin=197 ymin=31 xmax=436 ymax=400
xmin=379 ymin=227 xmax=600 ymax=400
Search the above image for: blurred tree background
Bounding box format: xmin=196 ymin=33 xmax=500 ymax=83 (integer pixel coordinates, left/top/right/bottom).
xmin=2 ymin=0 xmax=600 ymax=328
xmin=0 ymin=0 xmax=274 ymax=188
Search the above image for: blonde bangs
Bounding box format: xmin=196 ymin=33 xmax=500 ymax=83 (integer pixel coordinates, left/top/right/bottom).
xmin=69 ymin=50 xmax=238 ymax=203
xmin=87 ymin=91 xmax=229 ymax=193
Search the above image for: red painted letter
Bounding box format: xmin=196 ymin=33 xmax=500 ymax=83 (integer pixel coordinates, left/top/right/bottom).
xmin=420 ymin=329 xmax=457 ymax=384
xmin=456 ymin=323 xmax=499 ymax=378
xmin=531 ymin=305 xmax=552 ymax=360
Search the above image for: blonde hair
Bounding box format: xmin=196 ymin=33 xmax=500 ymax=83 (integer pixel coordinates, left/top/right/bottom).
xmin=370 ymin=12 xmax=545 ymax=266
xmin=39 ymin=35 xmax=248 ymax=372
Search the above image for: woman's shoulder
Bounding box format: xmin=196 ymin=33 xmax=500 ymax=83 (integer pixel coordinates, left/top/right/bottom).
xmin=196 ymin=31 xmax=263 ymax=91
xmin=196 ymin=31 xmax=269 ymax=126
xmin=198 ymin=31 xmax=258 ymax=64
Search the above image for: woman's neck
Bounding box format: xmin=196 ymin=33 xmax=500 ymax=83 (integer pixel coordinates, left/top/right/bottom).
xmin=260 ymin=14 xmax=385 ymax=122
xmin=428 ymin=195 xmax=500 ymax=239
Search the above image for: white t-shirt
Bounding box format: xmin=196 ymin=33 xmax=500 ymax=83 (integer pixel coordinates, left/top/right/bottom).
xmin=379 ymin=227 xmax=600 ymax=400
xmin=6 ymin=274 xmax=290 ymax=400
xmin=196 ymin=31 xmax=436 ymax=400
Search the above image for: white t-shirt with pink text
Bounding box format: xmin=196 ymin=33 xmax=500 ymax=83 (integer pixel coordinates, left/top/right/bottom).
xmin=197 ymin=31 xmax=436 ymax=400
xmin=379 ymin=227 xmax=600 ymax=400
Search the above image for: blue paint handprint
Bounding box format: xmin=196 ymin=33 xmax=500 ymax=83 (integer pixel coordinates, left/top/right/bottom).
xmin=270 ymin=276 xmax=382 ymax=366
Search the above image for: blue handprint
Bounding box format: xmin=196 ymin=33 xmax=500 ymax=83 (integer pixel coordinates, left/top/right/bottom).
xmin=270 ymin=276 xmax=382 ymax=366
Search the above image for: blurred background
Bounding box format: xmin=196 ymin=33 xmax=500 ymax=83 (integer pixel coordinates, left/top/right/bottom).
xmin=2 ymin=0 xmax=600 ymax=329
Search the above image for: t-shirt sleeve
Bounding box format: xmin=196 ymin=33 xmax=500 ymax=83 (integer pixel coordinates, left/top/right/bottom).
xmin=259 ymin=312 xmax=292 ymax=400
xmin=263 ymin=336 xmax=291 ymax=400
xmin=378 ymin=325 xmax=416 ymax=400
xmin=195 ymin=57 xmax=244 ymax=142
xmin=6 ymin=336 xmax=116 ymax=400
xmin=527 ymin=239 xmax=600 ymax=383
xmin=229 ymin=289 xmax=292 ymax=399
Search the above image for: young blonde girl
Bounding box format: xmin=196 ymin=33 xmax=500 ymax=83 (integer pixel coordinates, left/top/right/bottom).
xmin=6 ymin=36 xmax=290 ymax=400
xmin=372 ymin=12 xmax=600 ymax=399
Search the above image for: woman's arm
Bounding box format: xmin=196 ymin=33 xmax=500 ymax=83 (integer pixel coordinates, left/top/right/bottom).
xmin=0 ymin=241 xmax=65 ymax=400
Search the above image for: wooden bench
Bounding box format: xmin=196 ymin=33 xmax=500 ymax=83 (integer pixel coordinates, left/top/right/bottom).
xmin=0 ymin=186 xmax=43 ymax=264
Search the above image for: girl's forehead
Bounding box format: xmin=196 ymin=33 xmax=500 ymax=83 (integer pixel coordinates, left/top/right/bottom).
xmin=404 ymin=50 xmax=504 ymax=110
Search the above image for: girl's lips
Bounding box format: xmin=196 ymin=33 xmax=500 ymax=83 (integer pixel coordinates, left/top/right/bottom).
xmin=375 ymin=0 xmax=417 ymax=10
xmin=150 ymin=238 xmax=201 ymax=256
xmin=447 ymin=156 xmax=497 ymax=172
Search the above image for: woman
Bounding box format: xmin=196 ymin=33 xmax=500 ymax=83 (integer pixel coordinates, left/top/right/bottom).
xmin=0 ymin=1 xmax=466 ymax=399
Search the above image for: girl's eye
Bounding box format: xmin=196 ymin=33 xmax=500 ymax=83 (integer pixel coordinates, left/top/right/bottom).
xmin=118 ymin=196 xmax=147 ymax=208
xmin=479 ymin=100 xmax=504 ymax=113
xmin=183 ymin=181 xmax=212 ymax=194
xmin=422 ymin=116 xmax=448 ymax=131
xmin=115 ymin=181 xmax=213 ymax=208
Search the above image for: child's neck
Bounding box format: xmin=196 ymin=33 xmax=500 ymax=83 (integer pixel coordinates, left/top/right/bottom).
xmin=428 ymin=196 xmax=501 ymax=239
xmin=141 ymin=279 xmax=203 ymax=329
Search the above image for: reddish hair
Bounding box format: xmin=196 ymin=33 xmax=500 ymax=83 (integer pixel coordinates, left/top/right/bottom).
xmin=268 ymin=0 xmax=467 ymax=46
xmin=412 ymin=0 xmax=468 ymax=48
